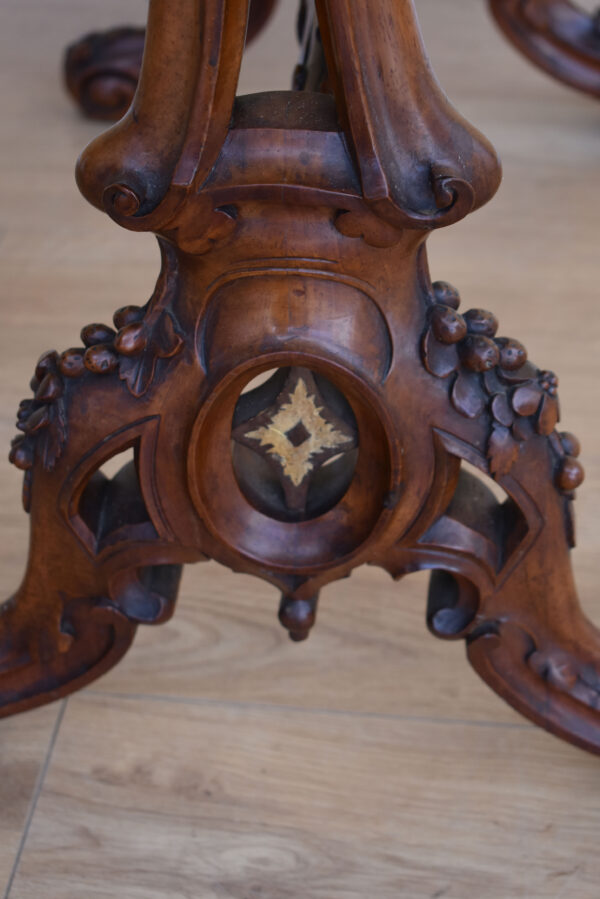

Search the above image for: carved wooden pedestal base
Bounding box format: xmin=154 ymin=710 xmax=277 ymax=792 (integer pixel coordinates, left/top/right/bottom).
xmin=6 ymin=0 xmax=599 ymax=758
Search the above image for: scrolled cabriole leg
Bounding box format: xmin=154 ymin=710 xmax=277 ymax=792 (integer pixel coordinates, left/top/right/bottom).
xmin=374 ymin=283 xmax=599 ymax=753
xmin=4 ymin=0 xmax=599 ymax=756
xmin=489 ymin=0 xmax=600 ymax=98
xmin=3 ymin=239 xmax=208 ymax=717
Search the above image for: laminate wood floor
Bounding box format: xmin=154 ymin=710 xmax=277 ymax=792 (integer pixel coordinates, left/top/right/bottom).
xmin=0 ymin=1 xmax=599 ymax=897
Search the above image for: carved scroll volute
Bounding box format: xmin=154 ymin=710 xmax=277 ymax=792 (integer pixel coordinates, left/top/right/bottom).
xmin=75 ymin=0 xmax=250 ymax=230
xmin=316 ymin=0 xmax=502 ymax=229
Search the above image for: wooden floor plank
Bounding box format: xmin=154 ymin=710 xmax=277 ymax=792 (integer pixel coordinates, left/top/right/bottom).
xmin=0 ymin=706 xmax=62 ymax=896
xmin=8 ymin=694 xmax=600 ymax=899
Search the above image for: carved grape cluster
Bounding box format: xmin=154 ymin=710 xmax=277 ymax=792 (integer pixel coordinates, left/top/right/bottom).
xmin=550 ymin=431 xmax=584 ymax=546
xmin=9 ymin=351 xmax=68 ymax=509
xmin=9 ymin=298 xmax=183 ymax=509
xmin=423 ymin=281 xmax=524 ymax=385
xmin=422 ymin=281 xmax=585 ymax=488
xmin=56 ymin=303 xmax=182 ymax=396
xmin=553 ymin=432 xmax=584 ymax=494
xmin=60 ymin=308 xmax=139 ymax=378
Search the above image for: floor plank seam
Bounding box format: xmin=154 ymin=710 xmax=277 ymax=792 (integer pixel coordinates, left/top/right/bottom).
xmin=3 ymin=699 xmax=67 ymax=899
xmin=84 ymin=688 xmax=534 ymax=731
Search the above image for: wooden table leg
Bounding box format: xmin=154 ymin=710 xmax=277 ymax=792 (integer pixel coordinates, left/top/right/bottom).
xmin=4 ymin=0 xmax=599 ymax=756
xmin=490 ymin=0 xmax=600 ymax=98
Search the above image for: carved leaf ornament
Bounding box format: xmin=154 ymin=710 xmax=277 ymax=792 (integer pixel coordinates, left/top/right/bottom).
xmin=422 ymin=281 xmax=583 ymax=489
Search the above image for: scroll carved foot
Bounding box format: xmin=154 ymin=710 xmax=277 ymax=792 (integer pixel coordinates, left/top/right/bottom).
xmin=490 ymin=0 xmax=600 ymax=98
xmin=64 ymin=0 xmax=280 ymax=121
xmin=64 ymin=27 xmax=144 ymax=122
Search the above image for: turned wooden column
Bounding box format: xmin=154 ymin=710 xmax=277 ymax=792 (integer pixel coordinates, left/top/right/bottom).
xmin=4 ymin=0 xmax=599 ymax=757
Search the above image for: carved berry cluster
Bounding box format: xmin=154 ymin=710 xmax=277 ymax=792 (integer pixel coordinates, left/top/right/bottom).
xmin=57 ymin=303 xmax=182 ymax=397
xmin=423 ymin=281 xmax=585 ymax=489
xmin=553 ymin=431 xmax=584 ymax=494
xmin=9 ymin=241 xmax=183 ymax=514
xmin=9 ymin=299 xmax=183 ymax=507
xmin=9 ymin=350 xmax=68 ymax=487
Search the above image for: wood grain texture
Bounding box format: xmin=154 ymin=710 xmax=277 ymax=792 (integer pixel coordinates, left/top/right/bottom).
xmin=8 ymin=693 xmax=600 ymax=899
xmin=0 ymin=705 xmax=61 ymax=896
xmin=0 ymin=0 xmax=599 ymax=894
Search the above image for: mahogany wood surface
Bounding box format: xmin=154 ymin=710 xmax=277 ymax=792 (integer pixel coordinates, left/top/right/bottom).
xmin=3 ymin=0 xmax=600 ymax=761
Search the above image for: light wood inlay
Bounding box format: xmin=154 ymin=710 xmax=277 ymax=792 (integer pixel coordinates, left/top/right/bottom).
xmin=244 ymin=374 xmax=355 ymax=487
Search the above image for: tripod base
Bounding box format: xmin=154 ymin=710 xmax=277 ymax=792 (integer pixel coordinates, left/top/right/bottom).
xmin=5 ymin=0 xmax=598 ymax=760
xmin=4 ymin=218 xmax=597 ymax=754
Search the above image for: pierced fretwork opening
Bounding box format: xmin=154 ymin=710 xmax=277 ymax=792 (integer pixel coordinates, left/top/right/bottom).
xmin=231 ymin=367 xmax=359 ymax=522
xmin=78 ymin=443 xmax=157 ymax=553
xmin=421 ymin=460 xmax=528 ymax=575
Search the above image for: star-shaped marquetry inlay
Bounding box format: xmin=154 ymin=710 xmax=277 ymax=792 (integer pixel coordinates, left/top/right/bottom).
xmin=232 ymin=368 xmax=358 ymax=517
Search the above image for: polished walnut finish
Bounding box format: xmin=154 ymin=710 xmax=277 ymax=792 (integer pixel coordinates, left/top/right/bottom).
xmin=490 ymin=0 xmax=600 ymax=98
xmin=4 ymin=0 xmax=599 ymax=757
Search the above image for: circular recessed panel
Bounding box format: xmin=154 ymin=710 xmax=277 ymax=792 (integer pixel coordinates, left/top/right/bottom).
xmin=187 ymin=357 xmax=394 ymax=571
xmin=231 ymin=367 xmax=359 ymax=523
